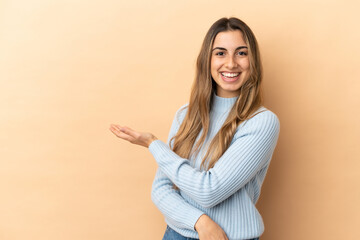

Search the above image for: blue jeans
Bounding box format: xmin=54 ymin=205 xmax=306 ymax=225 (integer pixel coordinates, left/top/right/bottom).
xmin=162 ymin=225 xmax=260 ymax=240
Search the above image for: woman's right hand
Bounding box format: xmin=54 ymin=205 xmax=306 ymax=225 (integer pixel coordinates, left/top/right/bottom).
xmin=194 ymin=214 xmax=228 ymax=240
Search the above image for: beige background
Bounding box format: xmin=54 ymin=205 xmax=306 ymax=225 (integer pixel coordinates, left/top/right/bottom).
xmin=1 ymin=0 xmax=359 ymax=239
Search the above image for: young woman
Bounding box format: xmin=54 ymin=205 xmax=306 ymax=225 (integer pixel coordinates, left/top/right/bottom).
xmin=110 ymin=17 xmax=280 ymax=240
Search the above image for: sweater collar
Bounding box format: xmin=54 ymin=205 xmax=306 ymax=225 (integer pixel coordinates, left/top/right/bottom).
xmin=211 ymin=92 xmax=239 ymax=113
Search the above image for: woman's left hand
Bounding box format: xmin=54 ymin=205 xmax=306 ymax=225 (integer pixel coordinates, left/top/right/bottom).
xmin=109 ymin=124 xmax=158 ymax=148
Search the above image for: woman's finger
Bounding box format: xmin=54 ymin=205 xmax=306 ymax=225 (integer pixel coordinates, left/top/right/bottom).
xmin=110 ymin=125 xmax=140 ymax=139
xmin=110 ymin=124 xmax=122 ymax=131
xmin=109 ymin=126 xmax=136 ymax=142
xmin=110 ymin=124 xmax=129 ymax=136
xmin=119 ymin=126 xmax=139 ymax=138
xmin=109 ymin=126 xmax=122 ymax=137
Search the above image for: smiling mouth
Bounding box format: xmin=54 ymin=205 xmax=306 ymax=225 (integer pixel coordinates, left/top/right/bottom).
xmin=221 ymin=72 xmax=240 ymax=77
xmin=220 ymin=72 xmax=241 ymax=82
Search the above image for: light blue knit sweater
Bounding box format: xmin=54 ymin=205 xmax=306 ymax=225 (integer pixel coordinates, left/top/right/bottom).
xmin=149 ymin=93 xmax=280 ymax=240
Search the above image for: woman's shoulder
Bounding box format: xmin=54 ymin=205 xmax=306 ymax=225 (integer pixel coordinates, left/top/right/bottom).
xmin=173 ymin=103 xmax=189 ymax=125
xmin=237 ymin=106 xmax=280 ymax=134
xmin=251 ymin=106 xmax=279 ymax=122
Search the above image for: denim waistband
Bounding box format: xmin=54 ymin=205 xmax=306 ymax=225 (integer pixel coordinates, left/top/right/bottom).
xmin=162 ymin=225 xmax=260 ymax=240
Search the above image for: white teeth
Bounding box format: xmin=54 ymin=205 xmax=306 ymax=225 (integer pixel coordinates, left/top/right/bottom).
xmin=221 ymin=72 xmax=240 ymax=77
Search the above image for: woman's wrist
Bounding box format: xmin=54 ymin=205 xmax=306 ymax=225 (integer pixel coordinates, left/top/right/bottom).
xmin=194 ymin=214 xmax=208 ymax=232
xmin=147 ymin=135 xmax=158 ymax=148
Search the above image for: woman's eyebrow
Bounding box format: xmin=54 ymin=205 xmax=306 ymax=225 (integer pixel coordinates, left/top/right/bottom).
xmin=212 ymin=46 xmax=248 ymax=51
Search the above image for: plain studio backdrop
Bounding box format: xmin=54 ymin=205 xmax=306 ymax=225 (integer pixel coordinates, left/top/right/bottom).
xmin=0 ymin=0 xmax=359 ymax=239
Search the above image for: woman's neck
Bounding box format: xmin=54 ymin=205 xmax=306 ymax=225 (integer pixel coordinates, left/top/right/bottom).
xmin=211 ymin=92 xmax=238 ymax=113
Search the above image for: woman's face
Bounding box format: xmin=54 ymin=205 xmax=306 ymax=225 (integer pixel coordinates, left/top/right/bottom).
xmin=210 ymin=30 xmax=250 ymax=98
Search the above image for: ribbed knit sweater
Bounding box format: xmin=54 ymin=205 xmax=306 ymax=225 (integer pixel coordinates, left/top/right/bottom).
xmin=149 ymin=93 xmax=280 ymax=240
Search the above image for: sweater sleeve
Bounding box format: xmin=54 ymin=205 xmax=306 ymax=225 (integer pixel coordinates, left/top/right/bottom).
xmin=149 ymin=110 xmax=280 ymax=208
xmin=151 ymin=104 xmax=204 ymax=230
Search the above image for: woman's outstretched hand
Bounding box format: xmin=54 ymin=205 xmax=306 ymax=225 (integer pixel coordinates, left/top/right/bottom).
xmin=109 ymin=124 xmax=158 ymax=148
xmin=195 ymin=214 xmax=229 ymax=240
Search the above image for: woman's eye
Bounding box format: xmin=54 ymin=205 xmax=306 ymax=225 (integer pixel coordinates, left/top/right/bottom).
xmin=237 ymin=51 xmax=247 ymax=56
xmin=215 ymin=52 xmax=225 ymax=56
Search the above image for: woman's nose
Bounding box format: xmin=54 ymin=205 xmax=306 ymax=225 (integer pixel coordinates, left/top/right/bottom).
xmin=225 ymin=56 xmax=238 ymax=68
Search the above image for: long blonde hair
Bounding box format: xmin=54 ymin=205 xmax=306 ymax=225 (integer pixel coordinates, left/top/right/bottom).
xmin=170 ymin=17 xmax=264 ymax=172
